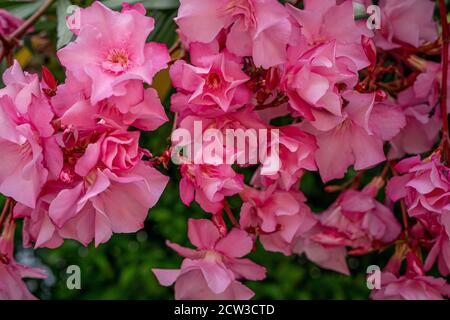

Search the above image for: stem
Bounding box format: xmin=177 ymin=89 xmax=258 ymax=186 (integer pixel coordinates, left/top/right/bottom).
xmin=169 ymin=39 xmax=181 ymax=55
xmin=223 ymin=200 xmax=239 ymax=227
xmin=10 ymin=0 xmax=55 ymax=41
xmin=400 ymin=200 xmax=409 ymax=239
xmin=380 ymin=162 xmax=391 ymax=179
xmin=0 ymin=0 xmax=55 ymax=66
xmin=255 ymin=94 xmax=288 ymax=111
xmin=439 ymin=0 xmax=450 ymax=159
xmin=171 ymin=112 xmax=179 ymax=133
xmin=390 ymin=163 xmax=409 ymax=239
xmin=0 ymin=198 xmax=12 ymax=231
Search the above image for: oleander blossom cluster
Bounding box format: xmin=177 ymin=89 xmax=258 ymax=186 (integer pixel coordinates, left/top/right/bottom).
xmin=0 ymin=2 xmax=170 ymax=298
xmin=1 ymin=0 xmax=450 ymax=300
xmin=152 ymin=0 xmax=450 ymax=300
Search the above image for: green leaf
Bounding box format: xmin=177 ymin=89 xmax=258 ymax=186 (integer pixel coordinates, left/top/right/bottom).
xmin=56 ymin=0 xmax=74 ymax=49
xmin=8 ymin=0 xmax=45 ymax=19
xmin=353 ymin=2 xmax=368 ymax=20
xmin=102 ymin=0 xmax=179 ymax=10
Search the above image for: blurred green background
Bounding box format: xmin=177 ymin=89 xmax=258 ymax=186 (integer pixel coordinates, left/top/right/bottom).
xmin=0 ymin=0 xmax=395 ymax=300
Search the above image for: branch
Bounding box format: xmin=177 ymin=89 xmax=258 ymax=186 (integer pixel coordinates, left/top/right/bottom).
xmin=0 ymin=198 xmax=12 ymax=232
xmin=0 ymin=0 xmax=55 ymax=66
xmin=223 ymin=200 xmax=239 ymax=227
xmin=10 ymin=0 xmax=55 ymax=41
xmin=438 ymin=0 xmax=450 ymax=159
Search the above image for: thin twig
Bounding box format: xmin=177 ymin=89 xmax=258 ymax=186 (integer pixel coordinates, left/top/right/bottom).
xmin=438 ymin=0 xmax=450 ymax=160
xmin=0 ymin=0 xmax=55 ymax=66
xmin=223 ymin=200 xmax=239 ymax=227
xmin=389 ymin=163 xmax=409 ymax=239
xmin=10 ymin=0 xmax=55 ymax=41
xmin=169 ymin=38 xmax=181 ymax=55
xmin=400 ymin=201 xmax=409 ymax=239
xmin=0 ymin=198 xmax=12 ymax=231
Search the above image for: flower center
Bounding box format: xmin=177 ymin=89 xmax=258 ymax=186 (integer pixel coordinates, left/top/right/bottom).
xmin=205 ymin=72 xmax=222 ymax=90
xmin=203 ymin=250 xmax=222 ymax=262
xmin=103 ymin=48 xmax=131 ymax=74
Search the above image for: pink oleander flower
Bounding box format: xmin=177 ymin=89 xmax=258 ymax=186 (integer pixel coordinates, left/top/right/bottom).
xmin=282 ymin=41 xmax=359 ymax=125
xmin=387 ymin=155 xmax=450 ymax=218
xmin=388 ymin=86 xmax=441 ymax=159
xmin=314 ymin=186 xmax=401 ymax=253
xmin=15 ymin=196 xmax=66 ymax=249
xmin=0 ymin=9 xmax=23 ymax=36
xmin=292 ymin=218 xmax=350 ymax=275
xmin=175 ymin=0 xmax=292 ymax=68
xmin=170 ymin=42 xmax=251 ymax=115
xmin=152 ymin=218 xmax=266 ymax=300
xmin=52 ymin=76 xmax=168 ymax=132
xmin=58 ymin=1 xmax=170 ymax=104
xmin=372 ymin=249 xmax=450 ymax=300
xmin=302 ymin=91 xmax=406 ymax=182
xmin=372 ymin=273 xmax=450 ymax=300
xmin=0 ymin=218 xmax=46 ymax=300
xmin=374 ymin=0 xmax=438 ymax=50
xmin=251 ymin=125 xmax=317 ymax=190
xmin=387 ymin=156 xmax=450 ymax=277
xmin=239 ymin=185 xmax=314 ymax=255
xmin=286 ymin=0 xmax=371 ymax=70
xmin=52 ymin=163 xmax=167 ymax=247
xmin=173 ymin=109 xmax=272 ymax=213
xmin=0 ymin=62 xmax=61 ymax=208
xmin=14 ymin=127 xmax=169 ymax=248
xmin=179 ymin=164 xmax=244 ymax=214
xmin=413 ymin=214 xmax=450 ymax=277
xmin=74 ymin=129 xmax=143 ymax=175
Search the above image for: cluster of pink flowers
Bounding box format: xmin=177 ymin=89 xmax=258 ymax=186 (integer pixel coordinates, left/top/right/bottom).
xmin=0 ymin=2 xmax=170 ymax=298
xmin=1 ymin=0 xmax=450 ymax=300
xmin=152 ymin=0 xmax=450 ymax=300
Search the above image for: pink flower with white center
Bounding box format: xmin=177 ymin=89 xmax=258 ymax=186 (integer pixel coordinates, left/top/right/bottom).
xmin=286 ymin=0 xmax=371 ymax=70
xmin=0 ymin=218 xmax=46 ymax=300
xmin=180 ymin=163 xmax=244 ymax=214
xmin=152 ymin=218 xmax=266 ymax=300
xmin=302 ymin=91 xmax=406 ymax=182
xmin=58 ymin=2 xmax=170 ymax=104
xmin=281 ymin=41 xmax=358 ymax=124
xmin=239 ymin=185 xmax=314 ymax=255
xmin=170 ymin=42 xmax=251 ymax=115
xmin=374 ymin=0 xmax=438 ymax=50
xmin=176 ymin=0 xmax=292 ymax=68
xmin=314 ymin=186 xmax=401 ymax=253
xmin=387 ymin=155 xmax=450 ymax=218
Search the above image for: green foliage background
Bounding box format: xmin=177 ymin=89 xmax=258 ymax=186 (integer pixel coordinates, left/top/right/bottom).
xmin=0 ymin=0 xmax=398 ymax=300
